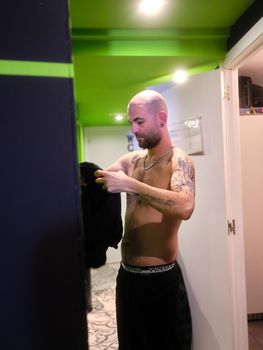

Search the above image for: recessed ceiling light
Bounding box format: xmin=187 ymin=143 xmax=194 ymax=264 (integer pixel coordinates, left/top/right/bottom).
xmin=139 ymin=0 xmax=166 ymax=16
xmin=173 ymin=69 xmax=188 ymax=83
xmin=115 ymin=114 xmax=124 ymax=122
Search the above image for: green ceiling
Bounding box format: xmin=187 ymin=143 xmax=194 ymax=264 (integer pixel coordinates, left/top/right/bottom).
xmin=69 ymin=0 xmax=254 ymax=126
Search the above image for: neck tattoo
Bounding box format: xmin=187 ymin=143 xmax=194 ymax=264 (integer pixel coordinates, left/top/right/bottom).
xmin=143 ymin=146 xmax=175 ymax=171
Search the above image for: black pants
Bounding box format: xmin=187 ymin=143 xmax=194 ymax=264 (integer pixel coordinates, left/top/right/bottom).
xmin=116 ymin=261 xmax=192 ymax=350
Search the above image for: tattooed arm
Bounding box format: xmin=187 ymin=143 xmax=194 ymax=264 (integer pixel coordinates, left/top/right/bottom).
xmin=136 ymin=154 xmax=195 ymax=219
xmin=95 ymin=151 xmax=195 ymax=220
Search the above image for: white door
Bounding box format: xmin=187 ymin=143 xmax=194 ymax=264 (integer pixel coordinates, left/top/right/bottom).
xmin=221 ymin=68 xmax=249 ymax=350
xmin=221 ymin=19 xmax=263 ymax=350
xmin=159 ymin=69 xmax=244 ymax=350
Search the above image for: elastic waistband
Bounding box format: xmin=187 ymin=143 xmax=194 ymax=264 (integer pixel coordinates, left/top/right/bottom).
xmin=121 ymin=261 xmax=176 ymax=274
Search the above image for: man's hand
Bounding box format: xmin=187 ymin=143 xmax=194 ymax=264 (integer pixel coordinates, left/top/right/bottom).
xmin=95 ymin=170 xmax=132 ymax=193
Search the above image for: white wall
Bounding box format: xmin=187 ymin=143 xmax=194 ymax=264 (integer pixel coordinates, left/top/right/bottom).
xmin=240 ymin=115 xmax=263 ymax=314
xmin=84 ymin=125 xmax=130 ymax=263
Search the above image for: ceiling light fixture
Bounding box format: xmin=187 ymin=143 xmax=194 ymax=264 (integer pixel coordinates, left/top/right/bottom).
xmin=115 ymin=114 xmax=124 ymax=122
xmin=138 ymin=0 xmax=166 ymax=16
xmin=173 ymin=69 xmax=188 ymax=84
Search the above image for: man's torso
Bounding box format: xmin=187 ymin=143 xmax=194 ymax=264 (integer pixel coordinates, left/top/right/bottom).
xmin=121 ymin=150 xmax=182 ymax=266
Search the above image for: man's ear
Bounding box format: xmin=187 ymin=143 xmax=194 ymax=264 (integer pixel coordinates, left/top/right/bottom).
xmin=158 ymin=111 xmax=167 ymax=126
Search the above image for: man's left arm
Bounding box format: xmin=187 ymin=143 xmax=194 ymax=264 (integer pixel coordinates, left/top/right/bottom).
xmin=135 ymin=155 xmax=195 ymax=219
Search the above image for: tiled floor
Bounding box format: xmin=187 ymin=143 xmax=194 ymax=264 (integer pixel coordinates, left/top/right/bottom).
xmin=248 ymin=320 xmax=263 ymax=350
xmin=88 ymin=264 xmax=119 ymax=350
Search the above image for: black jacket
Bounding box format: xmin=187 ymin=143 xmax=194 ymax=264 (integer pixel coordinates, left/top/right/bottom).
xmin=80 ymin=162 xmax=123 ymax=268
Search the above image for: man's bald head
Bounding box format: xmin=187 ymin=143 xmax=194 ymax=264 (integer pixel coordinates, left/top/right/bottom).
xmin=128 ymin=90 xmax=168 ymax=116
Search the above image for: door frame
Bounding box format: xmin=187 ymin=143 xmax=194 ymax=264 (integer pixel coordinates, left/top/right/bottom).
xmin=222 ymin=18 xmax=263 ymax=350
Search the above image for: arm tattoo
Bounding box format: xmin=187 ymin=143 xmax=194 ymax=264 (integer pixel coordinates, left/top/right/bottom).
xmin=138 ymin=194 xmax=176 ymax=208
xmin=171 ymin=157 xmax=194 ymax=193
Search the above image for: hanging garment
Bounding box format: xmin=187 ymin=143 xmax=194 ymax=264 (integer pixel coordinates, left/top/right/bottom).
xmin=80 ymin=162 xmax=123 ymax=268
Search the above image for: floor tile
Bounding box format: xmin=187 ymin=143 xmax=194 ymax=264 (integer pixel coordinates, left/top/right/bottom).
xmin=248 ymin=321 xmax=263 ymax=349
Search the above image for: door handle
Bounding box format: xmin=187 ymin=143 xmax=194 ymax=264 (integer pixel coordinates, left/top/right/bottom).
xmin=228 ymin=219 xmax=236 ymax=235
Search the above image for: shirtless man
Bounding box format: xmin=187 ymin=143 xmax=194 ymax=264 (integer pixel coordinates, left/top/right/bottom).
xmin=95 ymin=90 xmax=195 ymax=350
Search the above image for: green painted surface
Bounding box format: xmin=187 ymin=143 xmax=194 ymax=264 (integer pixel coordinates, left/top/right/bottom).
xmin=0 ymin=60 xmax=74 ymax=78
xmin=76 ymin=122 xmax=85 ymax=162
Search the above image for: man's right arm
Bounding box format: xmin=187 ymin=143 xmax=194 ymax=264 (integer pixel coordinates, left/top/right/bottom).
xmin=104 ymin=151 xmax=141 ymax=174
xmin=95 ymin=150 xmax=153 ymax=193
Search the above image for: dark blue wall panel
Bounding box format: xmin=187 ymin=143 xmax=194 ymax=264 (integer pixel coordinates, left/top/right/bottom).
xmin=0 ymin=0 xmax=72 ymax=62
xmin=0 ymin=75 xmax=87 ymax=350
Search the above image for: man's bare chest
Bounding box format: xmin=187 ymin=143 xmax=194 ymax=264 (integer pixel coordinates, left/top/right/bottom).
xmin=130 ymin=157 xmax=172 ymax=189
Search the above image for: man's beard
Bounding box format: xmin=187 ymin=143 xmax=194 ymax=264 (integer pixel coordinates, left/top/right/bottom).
xmin=137 ymin=133 xmax=161 ymax=149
